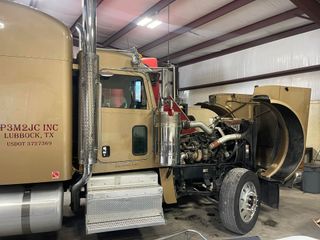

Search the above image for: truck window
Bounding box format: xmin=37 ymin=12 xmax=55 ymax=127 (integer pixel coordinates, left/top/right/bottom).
xmin=132 ymin=125 xmax=148 ymax=155
xmin=101 ymin=74 xmax=147 ymax=109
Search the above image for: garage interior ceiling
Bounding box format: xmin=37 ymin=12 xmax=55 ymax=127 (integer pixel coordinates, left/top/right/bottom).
xmin=11 ymin=0 xmax=320 ymax=66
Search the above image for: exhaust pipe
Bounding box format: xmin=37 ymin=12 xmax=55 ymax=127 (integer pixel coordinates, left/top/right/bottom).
xmin=183 ymin=121 xmax=214 ymax=135
xmin=71 ymin=0 xmax=99 ymax=212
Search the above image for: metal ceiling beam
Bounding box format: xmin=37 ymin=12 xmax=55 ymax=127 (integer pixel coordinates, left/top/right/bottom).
xmin=70 ymin=0 xmax=104 ymax=33
xmin=159 ymin=8 xmax=303 ymax=62
xmin=102 ymin=0 xmax=176 ymax=48
xmin=178 ymin=23 xmax=319 ymax=67
xmin=290 ymin=0 xmax=320 ymax=25
xmin=138 ymin=0 xmax=254 ymax=53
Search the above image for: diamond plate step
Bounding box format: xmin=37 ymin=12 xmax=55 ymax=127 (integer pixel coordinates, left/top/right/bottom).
xmin=85 ymin=172 xmax=165 ymax=234
xmin=86 ymin=215 xmax=165 ymax=234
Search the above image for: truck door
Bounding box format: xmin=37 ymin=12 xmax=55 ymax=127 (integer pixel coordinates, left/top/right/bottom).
xmin=93 ymin=70 xmax=156 ymax=173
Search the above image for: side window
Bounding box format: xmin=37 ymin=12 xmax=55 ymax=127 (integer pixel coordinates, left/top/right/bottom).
xmin=132 ymin=126 xmax=148 ymax=155
xmin=101 ymin=74 xmax=147 ymax=109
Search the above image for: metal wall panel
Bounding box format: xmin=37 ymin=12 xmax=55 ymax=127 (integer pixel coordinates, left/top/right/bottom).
xmin=179 ymin=29 xmax=320 ymax=90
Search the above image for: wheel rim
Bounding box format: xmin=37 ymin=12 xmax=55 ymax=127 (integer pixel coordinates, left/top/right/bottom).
xmin=239 ymin=181 xmax=258 ymax=223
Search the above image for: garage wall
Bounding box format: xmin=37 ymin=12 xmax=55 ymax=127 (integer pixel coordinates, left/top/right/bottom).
xmin=179 ymin=71 xmax=320 ymax=105
xmin=179 ymin=29 xmax=320 ymax=151
xmin=179 ymin=29 xmax=320 ymax=93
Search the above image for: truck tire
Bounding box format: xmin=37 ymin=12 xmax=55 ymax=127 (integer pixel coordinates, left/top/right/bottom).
xmin=219 ymin=168 xmax=260 ymax=234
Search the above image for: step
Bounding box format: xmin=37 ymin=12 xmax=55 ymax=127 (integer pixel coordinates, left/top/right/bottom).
xmin=86 ymin=215 xmax=165 ymax=234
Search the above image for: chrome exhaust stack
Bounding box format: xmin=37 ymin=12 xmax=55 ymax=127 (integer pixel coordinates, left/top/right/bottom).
xmin=71 ymin=0 xmax=99 ymax=212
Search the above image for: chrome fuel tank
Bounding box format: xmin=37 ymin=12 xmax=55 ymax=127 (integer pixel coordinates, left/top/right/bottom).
xmin=0 ymin=183 xmax=63 ymax=236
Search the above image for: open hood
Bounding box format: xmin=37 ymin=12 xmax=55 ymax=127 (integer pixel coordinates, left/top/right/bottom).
xmin=202 ymin=85 xmax=310 ymax=183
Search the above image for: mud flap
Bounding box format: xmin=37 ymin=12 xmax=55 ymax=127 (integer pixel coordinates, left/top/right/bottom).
xmin=259 ymin=178 xmax=279 ymax=209
xmin=159 ymin=168 xmax=177 ymax=204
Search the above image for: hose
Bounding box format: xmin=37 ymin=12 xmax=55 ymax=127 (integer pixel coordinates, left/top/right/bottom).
xmin=209 ymin=133 xmax=243 ymax=149
xmin=183 ymin=121 xmax=213 ymax=135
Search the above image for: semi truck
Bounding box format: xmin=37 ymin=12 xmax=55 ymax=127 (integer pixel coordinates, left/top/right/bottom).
xmin=0 ymin=0 xmax=311 ymax=236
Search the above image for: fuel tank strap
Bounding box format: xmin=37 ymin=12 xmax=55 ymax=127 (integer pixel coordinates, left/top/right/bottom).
xmin=21 ymin=188 xmax=32 ymax=234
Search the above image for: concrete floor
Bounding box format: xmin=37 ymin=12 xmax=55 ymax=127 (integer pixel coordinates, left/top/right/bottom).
xmin=1 ymin=187 xmax=319 ymax=240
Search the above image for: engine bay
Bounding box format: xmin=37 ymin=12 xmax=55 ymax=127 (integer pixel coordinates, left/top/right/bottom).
xmin=175 ymin=117 xmax=256 ymax=198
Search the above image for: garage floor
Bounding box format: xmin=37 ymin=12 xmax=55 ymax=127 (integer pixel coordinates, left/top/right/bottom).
xmin=1 ymin=187 xmax=319 ymax=240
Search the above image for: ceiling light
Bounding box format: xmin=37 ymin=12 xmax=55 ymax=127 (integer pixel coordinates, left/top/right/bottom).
xmin=147 ymin=20 xmax=162 ymax=29
xmin=0 ymin=22 xmax=4 ymax=29
xmin=137 ymin=17 xmax=153 ymax=26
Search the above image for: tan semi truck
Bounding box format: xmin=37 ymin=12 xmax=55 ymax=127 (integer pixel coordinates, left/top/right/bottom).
xmin=0 ymin=0 xmax=311 ymax=237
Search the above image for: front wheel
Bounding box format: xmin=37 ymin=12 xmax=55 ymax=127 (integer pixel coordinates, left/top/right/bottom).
xmin=219 ymin=168 xmax=261 ymax=234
